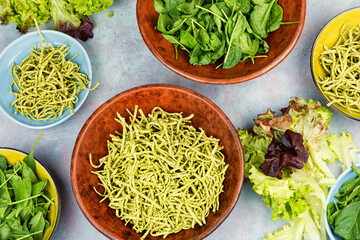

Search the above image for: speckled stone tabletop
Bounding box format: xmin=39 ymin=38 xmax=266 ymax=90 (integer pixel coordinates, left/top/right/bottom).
xmin=1 ymin=1 xmax=360 ymax=239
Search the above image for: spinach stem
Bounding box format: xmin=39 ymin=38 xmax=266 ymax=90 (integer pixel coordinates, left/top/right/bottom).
xmin=8 ymin=194 xmax=41 ymax=205
xmin=16 ymin=230 xmax=43 ymax=240
xmin=162 ymin=34 xmax=190 ymax=53
xmin=254 ymin=55 xmax=267 ymax=58
xmin=281 ymin=21 xmax=300 ymax=24
xmin=195 ymin=5 xmax=226 ymax=23
xmin=224 ymin=13 xmax=242 ymax=64
xmin=29 ymin=131 xmax=44 ymax=156
xmin=0 ymin=166 xmax=22 ymax=190
xmin=190 ymin=18 xmax=206 ymax=31
xmin=41 ymin=193 xmax=55 ymax=205
xmin=221 ymin=9 xmax=228 ymax=20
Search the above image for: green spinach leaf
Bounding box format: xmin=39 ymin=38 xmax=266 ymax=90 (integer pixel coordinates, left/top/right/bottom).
xmin=154 ymin=0 xmax=167 ymax=14
xmin=334 ymin=201 xmax=360 ymax=239
xmin=267 ymin=2 xmax=283 ymax=33
xmin=249 ymin=0 xmax=276 ymax=38
xmin=32 ymin=180 xmax=47 ymax=196
xmin=29 ymin=212 xmax=46 ymax=240
xmin=23 ymin=131 xmax=44 ymax=173
xmin=22 ymin=162 xmax=38 ymax=184
xmin=11 ymin=176 xmax=32 ymax=207
xmin=0 ymin=223 xmax=10 ymax=240
xmin=0 ymin=155 xmax=7 ymax=171
xmin=180 ymin=29 xmax=198 ymax=48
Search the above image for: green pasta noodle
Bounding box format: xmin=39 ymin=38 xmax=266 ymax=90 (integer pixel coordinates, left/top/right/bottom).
xmin=90 ymin=106 xmax=228 ymax=239
xmin=10 ymin=21 xmax=98 ymax=121
xmin=318 ymin=23 xmax=360 ymax=113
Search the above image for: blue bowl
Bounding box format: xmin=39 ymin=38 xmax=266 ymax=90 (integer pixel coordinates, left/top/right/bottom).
xmin=0 ymin=30 xmax=92 ymax=129
xmin=325 ymin=164 xmax=360 ymax=240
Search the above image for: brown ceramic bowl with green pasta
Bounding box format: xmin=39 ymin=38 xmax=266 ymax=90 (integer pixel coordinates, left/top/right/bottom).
xmin=71 ymin=84 xmax=244 ymax=239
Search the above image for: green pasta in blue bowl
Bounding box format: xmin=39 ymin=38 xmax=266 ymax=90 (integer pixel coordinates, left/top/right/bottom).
xmin=0 ymin=27 xmax=96 ymax=129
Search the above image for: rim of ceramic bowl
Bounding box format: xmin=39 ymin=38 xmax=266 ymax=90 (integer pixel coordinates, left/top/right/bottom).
xmin=0 ymin=147 xmax=61 ymax=240
xmin=310 ymin=7 xmax=360 ymax=122
xmin=71 ymin=83 xmax=244 ymax=239
xmin=325 ymin=163 xmax=360 ymax=240
xmin=0 ymin=30 xmax=92 ymax=129
xmin=136 ymin=0 xmax=306 ymax=85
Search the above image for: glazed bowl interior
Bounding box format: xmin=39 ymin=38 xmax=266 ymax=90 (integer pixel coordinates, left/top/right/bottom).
xmin=311 ymin=7 xmax=360 ymax=121
xmin=137 ymin=0 xmax=306 ymax=84
xmin=0 ymin=148 xmax=60 ymax=240
xmin=71 ymin=84 xmax=244 ymax=239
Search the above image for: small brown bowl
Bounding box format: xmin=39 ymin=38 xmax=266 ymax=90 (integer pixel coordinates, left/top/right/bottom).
xmin=137 ymin=0 xmax=306 ymax=85
xmin=71 ymin=84 xmax=244 ymax=239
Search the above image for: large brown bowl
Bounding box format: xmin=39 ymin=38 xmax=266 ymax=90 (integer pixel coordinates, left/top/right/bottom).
xmin=137 ymin=0 xmax=306 ymax=85
xmin=71 ymin=84 xmax=244 ymax=239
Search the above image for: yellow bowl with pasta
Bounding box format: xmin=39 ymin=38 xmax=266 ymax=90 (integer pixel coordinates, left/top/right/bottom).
xmin=311 ymin=7 xmax=360 ymax=121
xmin=0 ymin=148 xmax=60 ymax=239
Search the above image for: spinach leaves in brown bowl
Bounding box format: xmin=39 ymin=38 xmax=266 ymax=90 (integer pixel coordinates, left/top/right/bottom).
xmin=154 ymin=0 xmax=293 ymax=69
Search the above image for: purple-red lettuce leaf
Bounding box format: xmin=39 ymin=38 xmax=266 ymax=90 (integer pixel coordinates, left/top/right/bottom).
xmin=50 ymin=0 xmax=94 ymax=41
xmin=261 ymin=130 xmax=309 ymax=179
xmin=58 ymin=16 xmax=94 ymax=41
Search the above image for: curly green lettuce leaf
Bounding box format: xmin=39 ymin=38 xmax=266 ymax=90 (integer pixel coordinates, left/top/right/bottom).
xmin=291 ymin=105 xmax=335 ymax=178
xmin=241 ymin=97 xmax=360 ymax=240
xmin=289 ymin=105 xmax=332 ymax=150
xmin=68 ymin=0 xmax=113 ymax=16
xmin=0 ymin=0 xmax=112 ymax=40
xmin=265 ymin=210 xmax=325 ymax=240
xmin=249 ymin=166 xmax=303 ymax=221
xmin=264 ymin=215 xmax=305 ymax=240
xmin=254 ymin=98 xmax=327 ymax=137
xmin=50 ymin=0 xmax=82 ymax=29
xmin=0 ymin=0 xmax=51 ymax=33
xmin=249 ymin=165 xmax=332 ymax=222
xmin=328 ymin=132 xmax=360 ymax=170
xmin=238 ymin=129 xmax=272 ymax=178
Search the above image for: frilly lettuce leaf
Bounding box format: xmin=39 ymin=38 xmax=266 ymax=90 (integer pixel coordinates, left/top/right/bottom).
xmin=240 ymin=97 xmax=356 ymax=240
xmin=265 ymin=210 xmax=325 ymax=240
xmin=0 ymin=0 xmax=113 ymax=41
xmin=328 ymin=131 xmax=360 ymax=170
xmin=254 ymin=97 xmax=336 ymax=179
xmin=68 ymin=0 xmax=113 ymax=16
xmin=249 ymin=166 xmax=331 ymax=223
xmin=0 ymin=0 xmax=51 ymax=33
xmin=290 ymin=104 xmax=336 ymax=178
xmin=49 ymin=0 xmax=97 ymax=41
xmin=264 ymin=215 xmax=305 ymax=240
xmin=238 ymin=129 xmax=272 ymax=178
xmin=50 ymin=0 xmax=82 ymax=29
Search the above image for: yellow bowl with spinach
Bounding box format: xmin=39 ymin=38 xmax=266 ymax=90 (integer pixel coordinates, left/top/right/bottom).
xmin=0 ymin=148 xmax=60 ymax=239
xmin=311 ymin=7 xmax=360 ymax=121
